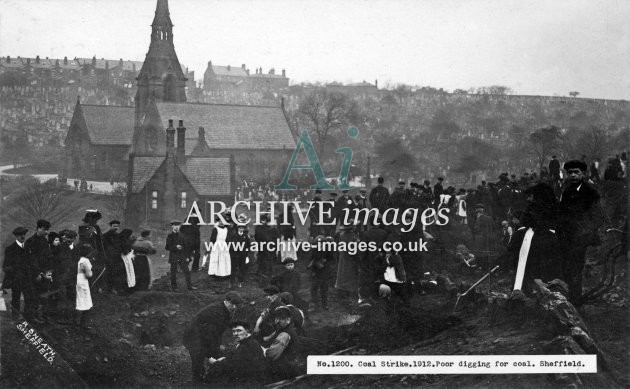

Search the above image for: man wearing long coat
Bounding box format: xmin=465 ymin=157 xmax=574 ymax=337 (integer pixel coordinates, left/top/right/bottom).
xmin=183 ymin=292 xmax=243 ymax=382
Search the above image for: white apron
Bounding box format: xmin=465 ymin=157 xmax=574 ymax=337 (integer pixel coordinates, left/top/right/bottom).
xmin=208 ymin=227 xmax=231 ymax=276
xmin=76 ymin=257 xmax=93 ymax=311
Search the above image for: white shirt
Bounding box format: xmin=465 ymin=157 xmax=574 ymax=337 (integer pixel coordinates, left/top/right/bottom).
xmin=16 ymin=240 xmax=24 ymax=248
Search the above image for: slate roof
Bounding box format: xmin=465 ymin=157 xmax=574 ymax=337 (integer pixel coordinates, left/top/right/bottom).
xmin=180 ymin=158 xmax=232 ymax=196
xmin=250 ymin=73 xmax=286 ymax=79
xmin=130 ymin=156 xmax=231 ymax=196
xmin=130 ymin=156 xmax=165 ymax=193
xmin=156 ymin=102 xmax=295 ymax=150
xmin=212 ymin=65 xmax=248 ymax=77
xmin=81 ymin=105 xmax=135 ymax=145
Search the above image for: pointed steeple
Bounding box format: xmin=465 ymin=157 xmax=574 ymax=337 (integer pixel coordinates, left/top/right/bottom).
xmin=151 ymin=0 xmax=174 ymax=42
xmin=135 ymin=0 xmax=187 ymax=148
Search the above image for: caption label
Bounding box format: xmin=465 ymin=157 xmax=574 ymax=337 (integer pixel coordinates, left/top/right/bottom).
xmin=307 ymin=355 xmax=597 ymax=374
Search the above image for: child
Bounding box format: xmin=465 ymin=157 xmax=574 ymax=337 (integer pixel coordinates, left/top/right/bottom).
xmin=307 ymin=235 xmax=334 ymax=311
xmin=272 ymin=258 xmax=307 ymax=315
xmin=75 ymin=244 xmax=94 ymax=329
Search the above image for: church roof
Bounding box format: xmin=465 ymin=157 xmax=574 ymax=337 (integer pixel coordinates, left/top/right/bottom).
xmin=130 ymin=156 xmax=165 ymax=193
xmin=180 ymin=158 xmax=232 ymax=196
xmin=129 ymin=156 xmax=232 ymax=196
xmin=212 ymin=65 xmax=249 ymax=77
xmin=156 ymin=102 xmax=295 ymax=150
xmin=81 ymin=105 xmax=135 ymax=145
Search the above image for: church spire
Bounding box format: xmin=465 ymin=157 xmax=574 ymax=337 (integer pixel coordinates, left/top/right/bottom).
xmin=151 ymin=0 xmax=173 ymax=42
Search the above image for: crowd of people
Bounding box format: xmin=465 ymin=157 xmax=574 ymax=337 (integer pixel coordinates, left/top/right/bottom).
xmin=1 ymin=210 xmax=159 ymax=329
xmin=2 ymin=151 xmax=627 ymax=384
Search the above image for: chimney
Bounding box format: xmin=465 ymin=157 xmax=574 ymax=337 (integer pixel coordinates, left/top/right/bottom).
xmin=26 ymin=58 xmax=31 ymax=65
xmin=269 ymin=68 xmax=275 ymax=75
xmin=375 ymin=79 xmax=378 ymax=89
xmin=6 ymin=56 xmax=9 ymax=63
xmin=166 ymin=119 xmax=175 ymax=153
xmin=176 ymin=120 xmax=186 ymax=162
xmin=36 ymin=55 xmax=40 ymax=64
xmin=64 ymin=56 xmax=68 ymax=65
xmin=241 ymin=64 xmax=246 ymax=70
xmin=227 ymin=65 xmax=231 ymax=71
xmin=246 ymin=68 xmax=250 ymax=75
xmin=119 ymin=58 xmax=123 ymax=67
xmin=198 ymin=126 xmax=206 ymax=143
xmin=92 ymin=56 xmax=96 ymax=66
xmin=282 ymin=69 xmax=286 ymax=77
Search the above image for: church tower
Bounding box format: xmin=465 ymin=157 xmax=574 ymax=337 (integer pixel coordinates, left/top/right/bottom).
xmin=133 ymin=0 xmax=187 ymax=156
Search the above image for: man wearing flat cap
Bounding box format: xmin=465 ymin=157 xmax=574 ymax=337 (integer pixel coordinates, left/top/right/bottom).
xmin=183 ymin=291 xmax=243 ymax=382
xmin=25 ymin=219 xmax=54 ymax=322
xmin=558 ymin=159 xmax=601 ymax=304
xmin=102 ymin=220 xmax=121 ymax=292
xmin=388 ymin=181 xmax=408 ymax=211
xmin=165 ymin=220 xmax=194 ymax=292
xmin=3 ymin=226 xmax=38 ymax=321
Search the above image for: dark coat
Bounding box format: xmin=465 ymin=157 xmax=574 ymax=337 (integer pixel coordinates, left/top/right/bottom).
xmin=3 ymin=241 xmax=37 ymax=287
xmin=102 ymin=229 xmax=121 ymax=260
xmin=549 ymin=159 xmax=560 ymax=177
xmin=508 ymin=226 xmax=563 ymax=291
xmin=183 ymin=302 xmax=232 ymax=358
xmin=165 ymin=231 xmax=187 ymax=263
xmin=229 ymin=231 xmax=251 ymax=260
xmin=558 ymin=182 xmax=600 ymax=243
xmin=388 ymin=188 xmax=408 ymax=210
xmin=57 ymin=243 xmax=79 ymax=287
xmin=25 ymin=234 xmax=52 ymax=274
xmin=272 ymin=270 xmax=300 ymax=298
xmin=180 ymin=224 xmax=200 ymax=257
xmin=210 ymin=335 xmax=268 ymax=386
xmin=369 ymin=185 xmax=390 ymax=213
xmin=78 ymin=223 xmax=105 ymax=259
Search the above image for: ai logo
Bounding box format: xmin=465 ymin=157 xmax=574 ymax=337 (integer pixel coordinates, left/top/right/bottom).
xmin=275 ymin=127 xmax=359 ymax=190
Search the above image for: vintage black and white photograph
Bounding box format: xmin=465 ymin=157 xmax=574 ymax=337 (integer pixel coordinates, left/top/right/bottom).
xmin=0 ymin=0 xmax=628 ymax=387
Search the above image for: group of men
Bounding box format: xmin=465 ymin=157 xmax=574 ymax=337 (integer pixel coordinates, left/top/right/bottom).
xmin=2 ymin=217 xmax=94 ymax=325
xmin=184 ymin=287 xmax=312 ymax=385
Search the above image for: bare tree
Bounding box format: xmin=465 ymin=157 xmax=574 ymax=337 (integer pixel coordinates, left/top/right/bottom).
xmin=7 ymin=178 xmax=80 ymax=227
xmin=298 ymin=88 xmax=358 ymax=156
xmin=529 ymin=126 xmax=562 ymax=172
xmin=562 ymin=125 xmax=610 ymax=161
xmin=104 ymin=184 xmax=127 ymax=224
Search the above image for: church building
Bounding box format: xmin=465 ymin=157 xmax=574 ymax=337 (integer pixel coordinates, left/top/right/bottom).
xmin=63 ymin=0 xmax=295 ymax=227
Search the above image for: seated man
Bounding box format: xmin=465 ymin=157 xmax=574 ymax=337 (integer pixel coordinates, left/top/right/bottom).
xmin=206 ymin=321 xmax=268 ymax=386
xmin=278 ymin=291 xmax=305 ymax=335
xmin=254 ymin=286 xmax=285 ymax=342
xmin=264 ymin=306 xmax=306 ymax=379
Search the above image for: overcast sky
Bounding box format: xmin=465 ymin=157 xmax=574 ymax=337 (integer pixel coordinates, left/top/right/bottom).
xmin=1 ymin=0 xmax=628 ymax=99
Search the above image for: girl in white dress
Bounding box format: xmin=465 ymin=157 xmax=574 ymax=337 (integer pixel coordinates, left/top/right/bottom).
xmin=76 ymin=244 xmax=94 ymax=329
xmin=206 ymin=221 xmax=231 ymax=277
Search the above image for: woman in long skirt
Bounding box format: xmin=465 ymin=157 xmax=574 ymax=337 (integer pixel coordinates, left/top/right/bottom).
xmin=75 ymin=244 xmax=94 ymax=329
xmin=132 ymin=230 xmax=156 ymax=290
xmin=206 ymin=221 xmax=231 ymax=277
